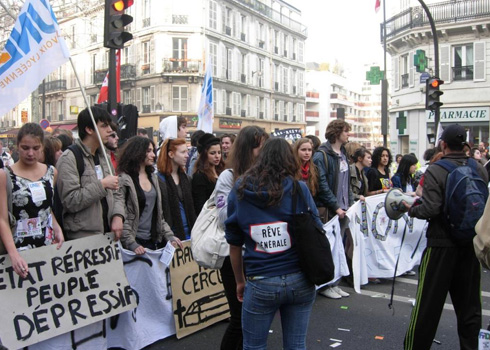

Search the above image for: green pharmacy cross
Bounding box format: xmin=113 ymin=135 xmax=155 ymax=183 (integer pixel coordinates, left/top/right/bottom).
xmin=366 ymin=66 xmax=384 ymax=85
xmin=414 ymin=49 xmax=427 ymax=73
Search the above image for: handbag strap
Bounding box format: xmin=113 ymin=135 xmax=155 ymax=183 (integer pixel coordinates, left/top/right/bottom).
xmin=292 ymin=180 xmax=310 ymax=214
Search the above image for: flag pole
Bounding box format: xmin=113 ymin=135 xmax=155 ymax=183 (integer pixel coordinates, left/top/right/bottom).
xmin=69 ymin=57 xmax=114 ymax=176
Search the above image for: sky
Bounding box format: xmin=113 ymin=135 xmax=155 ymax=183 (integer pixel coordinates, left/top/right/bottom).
xmin=287 ymin=0 xmax=386 ymax=81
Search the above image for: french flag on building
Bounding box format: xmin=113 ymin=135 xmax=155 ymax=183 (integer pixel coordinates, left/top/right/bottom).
xmin=97 ymin=50 xmax=121 ymax=103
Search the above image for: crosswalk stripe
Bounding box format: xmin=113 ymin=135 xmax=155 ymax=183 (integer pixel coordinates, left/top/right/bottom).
xmin=358 ymin=289 xmax=490 ymax=316
xmin=395 ymin=277 xmax=490 ymax=298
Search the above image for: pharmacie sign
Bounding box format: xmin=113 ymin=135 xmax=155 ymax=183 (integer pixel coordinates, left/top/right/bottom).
xmin=426 ymin=107 xmax=489 ymax=122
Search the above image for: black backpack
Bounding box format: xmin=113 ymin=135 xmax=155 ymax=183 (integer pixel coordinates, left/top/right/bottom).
xmin=53 ymin=144 xmax=85 ymax=241
xmin=435 ymin=158 xmax=489 ymax=244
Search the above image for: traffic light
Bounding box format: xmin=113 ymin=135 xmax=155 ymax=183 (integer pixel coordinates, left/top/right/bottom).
xmin=425 ymin=77 xmax=444 ymax=111
xmin=104 ymin=0 xmax=133 ymax=49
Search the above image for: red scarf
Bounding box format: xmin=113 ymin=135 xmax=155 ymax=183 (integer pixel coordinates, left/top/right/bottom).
xmin=301 ymin=162 xmax=309 ymax=181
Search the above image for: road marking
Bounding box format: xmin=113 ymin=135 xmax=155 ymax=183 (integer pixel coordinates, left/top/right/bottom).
xmin=396 ymin=277 xmax=490 ymax=298
xmin=358 ymin=289 xmax=490 ymax=316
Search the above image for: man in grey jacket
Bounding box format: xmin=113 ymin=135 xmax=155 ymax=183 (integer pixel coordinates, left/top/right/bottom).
xmin=56 ymin=107 xmax=125 ymax=241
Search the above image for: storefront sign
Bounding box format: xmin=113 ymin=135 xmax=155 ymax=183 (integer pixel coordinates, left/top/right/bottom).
xmin=426 ymin=107 xmax=489 ymax=122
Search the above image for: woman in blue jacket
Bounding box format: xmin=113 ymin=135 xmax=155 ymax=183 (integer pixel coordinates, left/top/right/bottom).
xmin=391 ymin=154 xmax=418 ymax=194
xmin=225 ymin=138 xmax=320 ymax=350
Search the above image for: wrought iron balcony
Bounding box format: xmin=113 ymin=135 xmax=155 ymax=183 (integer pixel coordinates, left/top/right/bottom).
xmin=452 ymin=65 xmax=474 ymax=81
xmin=162 ymin=58 xmax=201 ymax=73
xmin=172 ymin=15 xmax=188 ymax=24
xmin=382 ymin=0 xmax=490 ymax=41
xmin=121 ymin=64 xmax=136 ymax=79
xmin=42 ymin=79 xmax=67 ymax=92
xmin=94 ymin=69 xmax=107 ymax=85
xmin=231 ymin=0 xmax=307 ymax=35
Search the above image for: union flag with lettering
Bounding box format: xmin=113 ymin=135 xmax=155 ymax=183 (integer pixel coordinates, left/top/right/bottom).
xmin=0 ymin=0 xmax=70 ymax=117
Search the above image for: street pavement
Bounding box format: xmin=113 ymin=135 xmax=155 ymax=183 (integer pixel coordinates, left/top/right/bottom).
xmin=141 ymin=267 xmax=490 ymax=349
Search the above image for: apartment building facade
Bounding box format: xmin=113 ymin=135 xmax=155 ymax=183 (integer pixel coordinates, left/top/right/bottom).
xmin=385 ymin=0 xmax=490 ymax=159
xmin=1 ymin=0 xmax=307 ymax=139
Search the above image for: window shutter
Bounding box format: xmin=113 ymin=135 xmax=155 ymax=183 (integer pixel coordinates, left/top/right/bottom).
xmin=440 ymin=45 xmax=451 ymax=83
xmin=150 ymin=38 xmax=155 ymax=73
xmin=393 ymin=57 xmax=400 ymax=91
xmin=409 ymin=51 xmax=415 ymax=87
xmin=150 ymin=86 xmax=155 ymax=111
xmin=474 ymin=42 xmax=485 ymax=82
xmin=136 ymin=88 xmax=142 ymax=111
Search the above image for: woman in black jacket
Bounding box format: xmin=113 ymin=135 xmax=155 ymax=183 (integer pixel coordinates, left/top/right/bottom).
xmin=191 ymin=133 xmax=224 ymax=215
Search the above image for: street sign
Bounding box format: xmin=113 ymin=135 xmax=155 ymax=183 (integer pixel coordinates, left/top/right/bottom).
xmin=420 ymin=72 xmax=430 ymax=84
xmin=39 ymin=119 xmax=50 ymax=129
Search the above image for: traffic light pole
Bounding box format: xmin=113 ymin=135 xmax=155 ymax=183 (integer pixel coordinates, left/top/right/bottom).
xmin=418 ymin=0 xmax=441 ymax=130
xmin=381 ymin=0 xmax=388 ymax=148
xmin=108 ymin=48 xmax=117 ymax=117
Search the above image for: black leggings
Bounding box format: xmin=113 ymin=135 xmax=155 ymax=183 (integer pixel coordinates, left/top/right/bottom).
xmin=220 ymin=256 xmax=243 ymax=350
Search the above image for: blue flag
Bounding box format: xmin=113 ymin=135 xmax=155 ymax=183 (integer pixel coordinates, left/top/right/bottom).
xmin=197 ymin=59 xmax=214 ymax=133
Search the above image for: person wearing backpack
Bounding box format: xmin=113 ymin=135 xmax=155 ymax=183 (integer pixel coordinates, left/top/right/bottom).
xmin=403 ymin=124 xmax=489 ymax=350
xmin=56 ymin=107 xmax=125 ymax=241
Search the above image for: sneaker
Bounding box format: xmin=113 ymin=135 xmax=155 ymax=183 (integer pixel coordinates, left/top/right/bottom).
xmin=403 ymin=270 xmax=416 ymax=276
xmin=332 ymin=286 xmax=350 ymax=297
xmin=319 ymin=287 xmax=342 ymax=299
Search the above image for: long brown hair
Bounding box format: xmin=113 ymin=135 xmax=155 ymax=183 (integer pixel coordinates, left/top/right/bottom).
xmin=194 ymin=143 xmax=225 ymax=182
xmin=293 ymin=138 xmax=318 ymax=196
xmin=157 ymin=138 xmax=187 ymax=175
xmin=238 ymin=138 xmax=297 ymax=207
xmin=226 ymin=126 xmax=269 ymax=179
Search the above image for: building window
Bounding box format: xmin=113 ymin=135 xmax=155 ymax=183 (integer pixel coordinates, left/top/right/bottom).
xmin=401 ymin=54 xmax=409 ymax=88
xmin=209 ymin=0 xmax=217 ymax=30
xmin=142 ymin=87 xmax=151 ymax=113
xmin=172 ymin=86 xmax=188 ymax=112
xmin=123 ymin=90 xmax=132 ymax=105
xmin=173 ymin=38 xmax=188 ymax=69
xmin=142 ymin=42 xmax=151 ymax=74
xmin=453 ymin=44 xmax=473 ymax=81
xmin=142 ymin=0 xmax=150 ymax=27
xmin=232 ymin=92 xmax=241 ymax=116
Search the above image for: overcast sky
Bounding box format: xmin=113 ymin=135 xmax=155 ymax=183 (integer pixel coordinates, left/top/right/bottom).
xmin=288 ymin=0 xmax=385 ymax=80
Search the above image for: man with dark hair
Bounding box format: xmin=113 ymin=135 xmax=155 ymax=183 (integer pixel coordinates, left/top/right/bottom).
xmin=313 ymin=119 xmax=353 ymax=299
xmin=137 ymin=128 xmax=149 ymax=138
xmin=186 ymin=130 xmax=205 ymax=176
xmin=404 ymin=124 xmax=488 ymax=350
xmin=106 ymin=122 xmax=119 ymax=170
xmin=56 ymin=106 xmax=125 ymax=240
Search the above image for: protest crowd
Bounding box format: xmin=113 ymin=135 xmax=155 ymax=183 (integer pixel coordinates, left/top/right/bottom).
xmin=1 ymin=105 xmax=490 ymax=350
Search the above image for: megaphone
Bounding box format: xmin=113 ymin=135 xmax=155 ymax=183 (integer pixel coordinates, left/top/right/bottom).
xmin=384 ymin=188 xmax=417 ymax=220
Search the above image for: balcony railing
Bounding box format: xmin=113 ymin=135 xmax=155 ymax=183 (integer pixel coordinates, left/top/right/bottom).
xmin=121 ymin=64 xmax=136 ymax=80
xmin=382 ymin=0 xmax=490 ymax=41
xmin=43 ymin=80 xmax=67 ymax=92
xmin=162 ymin=58 xmax=201 ymax=73
xmin=231 ymin=0 xmax=307 ymax=35
xmin=452 ymin=65 xmax=473 ymax=81
xmin=94 ymin=69 xmax=107 ymax=84
xmin=172 ymin=15 xmax=188 ymax=24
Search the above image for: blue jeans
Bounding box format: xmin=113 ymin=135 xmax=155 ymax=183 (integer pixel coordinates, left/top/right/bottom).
xmin=242 ymin=271 xmax=316 ymax=350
